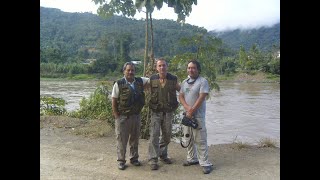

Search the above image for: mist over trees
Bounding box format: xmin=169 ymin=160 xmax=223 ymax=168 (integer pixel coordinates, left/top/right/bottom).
xmin=209 ymin=23 xmax=280 ymax=52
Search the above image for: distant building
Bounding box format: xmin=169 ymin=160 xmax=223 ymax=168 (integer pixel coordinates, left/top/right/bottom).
xmin=82 ymin=59 xmax=96 ymax=65
xmin=131 ymin=61 xmax=142 ymax=65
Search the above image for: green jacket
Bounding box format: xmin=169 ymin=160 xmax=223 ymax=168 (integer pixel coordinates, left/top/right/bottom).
xmin=116 ymin=77 xmax=145 ymax=115
xmin=149 ymin=73 xmax=178 ymax=112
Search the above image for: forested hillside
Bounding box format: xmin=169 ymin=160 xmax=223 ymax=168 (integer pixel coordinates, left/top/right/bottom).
xmin=40 ymin=7 xmax=280 ymax=78
xmin=209 ymin=23 xmax=280 ymax=52
xmin=40 ymin=7 xmax=207 ymax=64
xmin=40 ymin=7 xmax=280 ymax=64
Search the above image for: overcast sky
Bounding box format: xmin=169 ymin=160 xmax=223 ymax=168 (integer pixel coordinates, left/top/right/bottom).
xmin=40 ymin=0 xmax=280 ymax=32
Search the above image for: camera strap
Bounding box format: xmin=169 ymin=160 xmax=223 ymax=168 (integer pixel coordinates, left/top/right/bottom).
xmin=180 ymin=126 xmax=193 ymax=148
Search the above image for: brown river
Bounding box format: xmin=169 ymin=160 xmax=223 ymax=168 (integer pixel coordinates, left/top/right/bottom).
xmin=40 ymin=80 xmax=280 ymax=147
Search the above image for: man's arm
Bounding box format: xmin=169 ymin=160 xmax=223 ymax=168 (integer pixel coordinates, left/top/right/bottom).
xmin=179 ymin=91 xmax=208 ymax=118
xmin=142 ymin=77 xmax=150 ymax=91
xmin=111 ymin=82 xmax=120 ymax=119
xmin=176 ymin=82 xmax=181 ymax=92
xmin=187 ymin=93 xmax=208 ymax=117
xmin=112 ymin=97 xmax=120 ymax=119
xmin=179 ymin=92 xmax=191 ymax=115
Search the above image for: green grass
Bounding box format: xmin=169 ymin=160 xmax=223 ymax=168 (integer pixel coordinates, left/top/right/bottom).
xmin=40 ymin=74 xmax=119 ymax=82
xmin=265 ymin=73 xmax=280 ymax=81
xmin=67 ymin=74 xmax=96 ymax=80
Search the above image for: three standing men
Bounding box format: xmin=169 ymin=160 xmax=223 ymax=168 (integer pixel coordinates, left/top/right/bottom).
xmin=112 ymin=59 xmax=213 ymax=174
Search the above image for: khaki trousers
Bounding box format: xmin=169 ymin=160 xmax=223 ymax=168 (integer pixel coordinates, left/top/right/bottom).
xmin=115 ymin=114 xmax=141 ymax=163
xmin=148 ymin=111 xmax=173 ymax=163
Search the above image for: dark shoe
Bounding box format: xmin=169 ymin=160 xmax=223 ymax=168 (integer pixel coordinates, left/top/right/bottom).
xmin=160 ymin=158 xmax=172 ymax=164
xmin=202 ymin=166 xmax=213 ymax=174
xmin=118 ymin=162 xmax=125 ymax=170
xmin=130 ymin=160 xmax=141 ymax=166
xmin=182 ymin=161 xmax=199 ymax=166
xmin=150 ymin=163 xmax=159 ymax=170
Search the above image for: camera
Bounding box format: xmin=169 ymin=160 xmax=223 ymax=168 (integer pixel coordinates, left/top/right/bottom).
xmin=181 ymin=115 xmax=198 ymax=129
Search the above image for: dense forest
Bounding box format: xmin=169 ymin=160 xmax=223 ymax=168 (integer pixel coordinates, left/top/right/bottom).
xmin=40 ymin=7 xmax=207 ymax=63
xmin=40 ymin=7 xmax=280 ymax=78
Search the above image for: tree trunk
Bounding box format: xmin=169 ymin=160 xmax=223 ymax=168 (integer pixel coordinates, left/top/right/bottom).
xmin=143 ymin=11 xmax=149 ymax=77
xmin=150 ymin=13 xmax=155 ymax=72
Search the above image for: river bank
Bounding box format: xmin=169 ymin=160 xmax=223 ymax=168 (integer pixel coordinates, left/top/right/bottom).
xmin=40 ymin=116 xmax=280 ymax=180
xmin=40 ymin=72 xmax=280 ymax=83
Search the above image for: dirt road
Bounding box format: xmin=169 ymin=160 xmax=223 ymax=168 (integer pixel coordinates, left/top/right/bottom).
xmin=40 ymin=124 xmax=279 ymax=180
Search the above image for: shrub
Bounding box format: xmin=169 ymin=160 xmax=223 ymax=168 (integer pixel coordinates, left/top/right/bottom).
xmin=40 ymin=96 xmax=67 ymax=115
xmin=68 ymin=84 xmax=114 ymax=127
xmin=257 ymin=138 xmax=278 ymax=148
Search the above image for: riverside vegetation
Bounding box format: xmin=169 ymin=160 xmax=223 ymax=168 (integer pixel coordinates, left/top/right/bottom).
xmin=40 ymin=71 xmax=279 ymax=147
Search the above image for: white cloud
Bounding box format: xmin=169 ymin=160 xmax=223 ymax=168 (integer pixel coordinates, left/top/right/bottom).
xmin=40 ymin=0 xmax=280 ymax=32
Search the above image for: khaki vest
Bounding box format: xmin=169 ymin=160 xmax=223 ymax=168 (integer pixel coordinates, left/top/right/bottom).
xmin=116 ymin=77 xmax=145 ymax=115
xmin=149 ymin=73 xmax=178 ymax=112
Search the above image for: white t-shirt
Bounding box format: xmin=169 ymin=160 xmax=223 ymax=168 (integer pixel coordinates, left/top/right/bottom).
xmin=180 ymin=76 xmax=209 ymax=118
xmin=111 ymin=77 xmax=149 ymax=98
